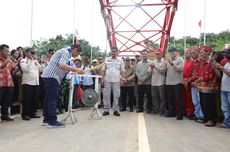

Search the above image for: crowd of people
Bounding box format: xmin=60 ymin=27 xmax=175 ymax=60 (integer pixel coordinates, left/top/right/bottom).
xmin=0 ymin=43 xmax=230 ymax=129
xmin=99 ymin=44 xmax=230 ymax=129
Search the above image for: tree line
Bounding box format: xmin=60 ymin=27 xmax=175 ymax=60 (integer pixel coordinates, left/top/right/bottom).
xmin=32 ymin=30 xmax=230 ymax=57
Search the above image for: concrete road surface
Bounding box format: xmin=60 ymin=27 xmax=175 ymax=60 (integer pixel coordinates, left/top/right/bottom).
xmin=0 ymin=108 xmax=229 ymax=152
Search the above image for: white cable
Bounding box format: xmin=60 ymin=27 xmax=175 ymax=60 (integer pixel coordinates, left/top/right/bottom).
xmin=30 ymin=0 xmax=34 ymax=47
xmin=72 ymin=0 xmax=76 ymax=44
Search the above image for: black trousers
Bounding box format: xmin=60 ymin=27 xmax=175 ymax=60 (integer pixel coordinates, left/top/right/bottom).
xmin=166 ymin=84 xmax=184 ymax=117
xmin=199 ymin=92 xmax=217 ymax=122
xmin=22 ymin=84 xmax=39 ymax=117
xmin=12 ymin=75 xmax=19 ymax=102
xmin=138 ymin=85 xmax=152 ymax=111
xmin=0 ymin=87 xmax=13 ymax=117
xmin=83 ymin=85 xmax=93 ymax=90
xmin=120 ymin=86 xmax=135 ymax=109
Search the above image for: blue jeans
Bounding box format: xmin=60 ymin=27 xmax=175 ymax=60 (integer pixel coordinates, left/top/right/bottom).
xmin=42 ymin=78 xmax=59 ymax=123
xmin=221 ymin=91 xmax=230 ymax=127
xmin=191 ymin=87 xmax=204 ymax=118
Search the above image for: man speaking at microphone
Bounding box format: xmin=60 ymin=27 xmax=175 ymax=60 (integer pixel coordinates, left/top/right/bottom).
xmin=41 ymin=44 xmax=83 ymax=128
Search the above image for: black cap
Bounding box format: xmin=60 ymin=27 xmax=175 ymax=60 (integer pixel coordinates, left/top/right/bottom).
xmin=111 ymin=46 xmax=118 ymax=51
xmin=223 ymin=48 xmax=230 ymax=54
xmin=168 ymin=47 xmax=177 ymax=52
xmin=25 ymin=48 xmax=35 ymax=53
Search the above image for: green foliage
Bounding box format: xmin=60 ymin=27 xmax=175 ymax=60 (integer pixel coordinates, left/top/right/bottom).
xmin=168 ymin=30 xmax=230 ymax=56
xmin=144 ymin=39 xmax=159 ymax=50
xmin=32 ymin=30 xmax=230 ymax=58
xmin=32 ymin=34 xmax=101 ymax=59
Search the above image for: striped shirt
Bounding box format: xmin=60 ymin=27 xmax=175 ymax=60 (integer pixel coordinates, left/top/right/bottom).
xmin=81 ymin=65 xmax=94 ymax=86
xmin=41 ymin=47 xmax=71 ymax=84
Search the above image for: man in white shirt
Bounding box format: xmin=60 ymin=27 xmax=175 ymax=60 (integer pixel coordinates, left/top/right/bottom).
xmin=214 ymin=48 xmax=230 ymax=128
xmin=149 ymin=48 xmax=167 ymax=115
xmin=20 ymin=48 xmax=41 ymax=120
xmin=101 ymin=46 xmax=125 ymax=116
xmin=165 ymin=47 xmax=184 ymax=120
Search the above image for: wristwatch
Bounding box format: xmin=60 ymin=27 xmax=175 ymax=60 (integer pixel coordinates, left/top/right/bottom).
xmin=171 ymin=63 xmax=174 ymax=66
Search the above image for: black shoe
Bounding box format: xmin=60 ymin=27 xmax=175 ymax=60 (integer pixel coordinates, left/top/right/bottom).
xmin=146 ymin=110 xmax=152 ymax=114
xmin=120 ymin=108 xmax=126 ymax=112
xmin=176 ymin=116 xmax=183 ymax=120
xmin=22 ymin=116 xmax=31 ymax=121
xmin=189 ymin=115 xmax=197 ymax=121
xmin=152 ymin=111 xmax=159 ymax=115
xmin=30 ymin=115 xmax=41 ymax=118
xmin=72 ymin=105 xmax=78 ymax=109
xmin=98 ymin=104 xmax=104 ymax=108
xmin=1 ymin=116 xmax=14 ymax=121
xmin=113 ymin=111 xmax=120 ymax=116
xmin=102 ymin=111 xmax=109 ymax=116
xmin=136 ymin=109 xmax=143 ymax=113
xmin=159 ymin=112 xmax=166 ymax=117
xmin=164 ymin=112 xmax=176 ymax=117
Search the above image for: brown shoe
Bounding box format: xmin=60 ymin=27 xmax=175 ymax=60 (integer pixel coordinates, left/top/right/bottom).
xmin=196 ymin=118 xmax=205 ymax=123
xmin=216 ymin=123 xmax=230 ymax=129
xmin=205 ymin=120 xmax=216 ymax=127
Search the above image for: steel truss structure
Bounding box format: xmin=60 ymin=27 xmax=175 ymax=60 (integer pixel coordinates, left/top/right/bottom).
xmin=99 ymin=0 xmax=178 ymax=56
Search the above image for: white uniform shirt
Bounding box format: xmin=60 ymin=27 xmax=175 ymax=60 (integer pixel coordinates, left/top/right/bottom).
xmin=20 ymin=57 xmax=40 ymax=85
xmin=102 ymin=57 xmax=125 ymax=82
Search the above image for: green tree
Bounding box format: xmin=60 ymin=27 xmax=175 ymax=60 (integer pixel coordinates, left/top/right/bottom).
xmin=32 ymin=34 xmax=101 ymax=59
xmin=144 ymin=39 xmax=159 ymax=50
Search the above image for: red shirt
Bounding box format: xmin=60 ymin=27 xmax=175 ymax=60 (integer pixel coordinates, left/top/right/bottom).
xmin=198 ymin=58 xmax=215 ymax=82
xmin=189 ymin=59 xmax=200 ymax=83
xmin=183 ymin=58 xmax=193 ymax=79
xmin=0 ymin=59 xmax=14 ymax=87
xmin=197 ymin=58 xmax=219 ymax=92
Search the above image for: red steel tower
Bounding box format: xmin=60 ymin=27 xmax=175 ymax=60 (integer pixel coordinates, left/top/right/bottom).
xmin=99 ymin=0 xmax=178 ymax=56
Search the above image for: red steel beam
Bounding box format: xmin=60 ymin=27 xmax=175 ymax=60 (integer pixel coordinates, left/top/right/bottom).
xmin=99 ymin=0 xmax=178 ymax=56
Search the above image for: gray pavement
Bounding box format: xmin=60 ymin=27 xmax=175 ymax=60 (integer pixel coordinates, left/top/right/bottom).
xmin=0 ymin=109 xmax=229 ymax=152
xmin=145 ymin=114 xmax=230 ymax=152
